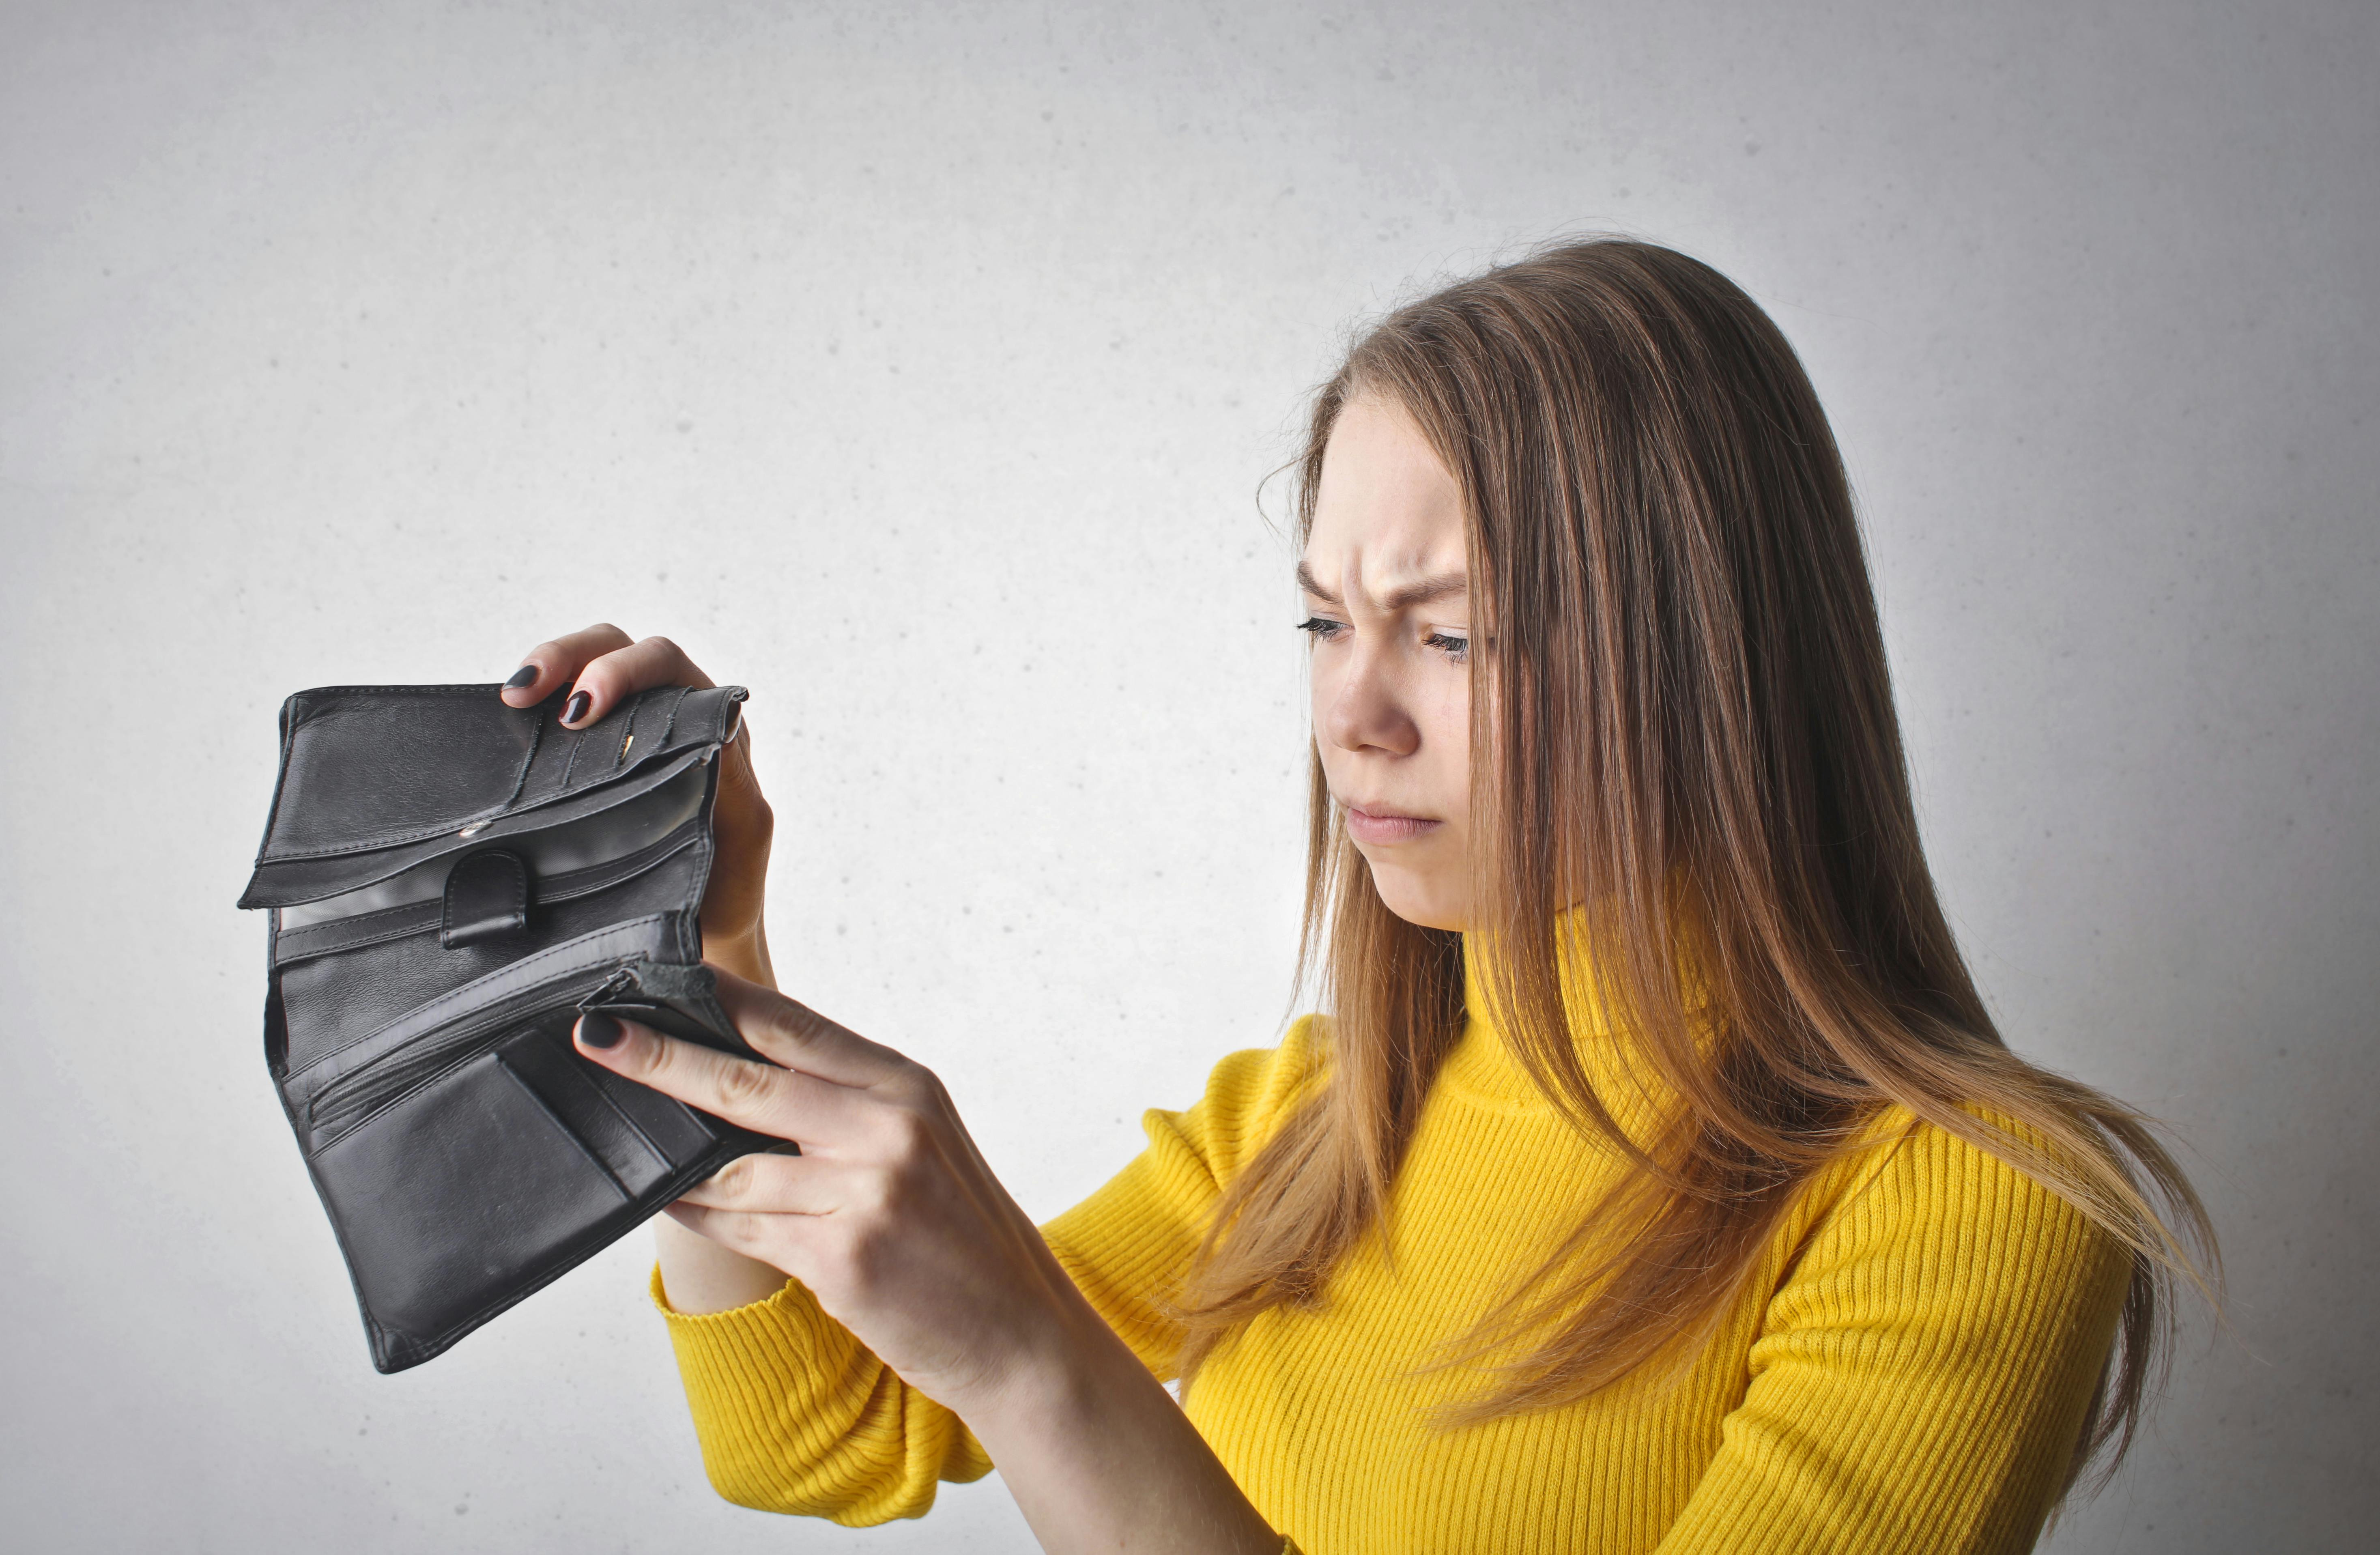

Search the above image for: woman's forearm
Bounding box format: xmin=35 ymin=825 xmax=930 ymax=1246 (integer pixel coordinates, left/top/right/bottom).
xmin=967 ymin=1300 xmax=1283 ymax=1555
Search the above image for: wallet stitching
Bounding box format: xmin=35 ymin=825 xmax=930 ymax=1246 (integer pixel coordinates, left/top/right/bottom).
xmin=288 ymin=898 xmax=439 ymax=932
xmin=278 ymin=917 xmax=428 ymax=962
xmin=275 ymin=903 xmax=443 ymax=961
xmin=559 ymin=725 xmax=585 ymax=791
xmin=657 ymin=684 xmax=689 ymax=749
xmin=252 ymin=745 xmax=707 ymax=862
xmin=294 ymin=914 xmax=657 ymax=1071
xmin=283 ymin=914 xmax=671 ymax=1082
xmin=273 ymin=829 xmax=703 ymax=966
xmin=255 ymin=686 xmax=538 ymax=864
xmin=500 ymin=713 xmax=544 ymax=811
xmin=254 ymin=690 xmax=730 ymax=864
xmin=264 ymin=811 xmax=701 ymax=924
xmin=252 ymin=697 xmax=301 ymax=870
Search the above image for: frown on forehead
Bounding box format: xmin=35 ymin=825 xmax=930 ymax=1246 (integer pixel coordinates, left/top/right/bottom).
xmin=1302 ymin=393 xmax=1468 ymax=607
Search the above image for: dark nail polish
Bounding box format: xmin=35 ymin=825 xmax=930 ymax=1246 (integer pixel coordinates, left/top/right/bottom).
xmin=563 ymin=690 xmax=591 ymax=725
xmin=503 ymin=665 xmax=539 ymax=690
xmin=577 ymin=1012 xmax=623 ymax=1050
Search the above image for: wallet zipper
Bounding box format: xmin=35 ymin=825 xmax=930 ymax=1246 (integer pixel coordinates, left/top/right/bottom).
xmin=307 ymin=966 xmax=633 ymax=1140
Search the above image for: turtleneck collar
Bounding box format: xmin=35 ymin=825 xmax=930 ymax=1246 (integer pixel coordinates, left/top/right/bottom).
xmin=1438 ymin=927 xmax=1707 ymax=1136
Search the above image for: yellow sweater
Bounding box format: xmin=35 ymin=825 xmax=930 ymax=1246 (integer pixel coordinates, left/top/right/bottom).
xmin=657 ymin=966 xmax=2129 ymax=1553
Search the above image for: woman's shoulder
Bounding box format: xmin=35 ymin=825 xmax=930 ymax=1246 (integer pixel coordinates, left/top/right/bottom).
xmin=1782 ymin=1098 xmax=2133 ymax=1312
xmin=1137 ymin=1017 xmax=1331 ymax=1184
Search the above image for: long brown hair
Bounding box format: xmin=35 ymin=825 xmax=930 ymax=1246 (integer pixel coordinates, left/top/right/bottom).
xmin=1175 ymin=238 xmax=2215 ymax=1493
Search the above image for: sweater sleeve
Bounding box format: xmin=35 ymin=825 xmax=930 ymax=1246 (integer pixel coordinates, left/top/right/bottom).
xmin=1654 ymin=1114 xmax=2135 ymax=1555
xmin=1042 ymin=1018 xmax=1326 ymax=1379
xmin=654 ymin=1021 xmax=1322 ymax=1523
xmin=654 ymin=1265 xmax=991 ymax=1523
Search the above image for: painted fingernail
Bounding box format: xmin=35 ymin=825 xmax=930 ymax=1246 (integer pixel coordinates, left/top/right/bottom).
xmin=503 ymin=665 xmax=539 ymax=690
xmin=562 ymin=690 xmax=591 ymax=725
xmin=576 ymin=1012 xmax=623 ymax=1050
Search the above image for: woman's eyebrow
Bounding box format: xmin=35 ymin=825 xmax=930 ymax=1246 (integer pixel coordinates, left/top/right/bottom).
xmin=1295 ymin=560 xmax=1342 ymax=604
xmin=1296 ymin=559 xmax=1468 ymax=611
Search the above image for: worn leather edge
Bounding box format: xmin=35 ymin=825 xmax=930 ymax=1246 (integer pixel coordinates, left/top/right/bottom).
xmin=238 ymin=747 xmax=709 ymax=910
xmin=357 ymin=1127 xmax=772 ymax=1373
xmin=260 ymin=683 xmax=741 ymax=861
xmin=236 ymin=683 xmax=745 ymax=901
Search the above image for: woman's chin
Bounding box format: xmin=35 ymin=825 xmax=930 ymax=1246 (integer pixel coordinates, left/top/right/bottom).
xmin=1365 ymin=864 xmax=1469 ymax=934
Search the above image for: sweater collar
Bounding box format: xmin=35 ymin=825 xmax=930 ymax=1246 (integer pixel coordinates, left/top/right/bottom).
xmin=1439 ymin=925 xmax=1709 ymax=1133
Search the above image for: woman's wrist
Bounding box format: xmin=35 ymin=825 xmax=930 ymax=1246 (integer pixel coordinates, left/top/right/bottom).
xmin=958 ymin=1288 xmax=1136 ymax=1438
xmin=653 ymin=1213 xmax=789 ymax=1315
xmin=957 ymin=1293 xmax=1283 ymax=1555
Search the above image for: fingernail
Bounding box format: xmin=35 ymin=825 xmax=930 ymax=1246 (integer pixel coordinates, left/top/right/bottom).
xmin=576 ymin=1012 xmax=623 ymax=1050
xmin=562 ymin=690 xmax=591 ymax=725
xmin=503 ymin=665 xmax=539 ymax=690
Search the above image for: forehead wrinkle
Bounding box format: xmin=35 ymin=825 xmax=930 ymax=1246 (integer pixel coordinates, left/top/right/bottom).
xmin=1297 ymin=555 xmax=1469 ymax=614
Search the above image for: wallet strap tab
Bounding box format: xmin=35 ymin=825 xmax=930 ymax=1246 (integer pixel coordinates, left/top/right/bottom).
xmin=440 ymin=850 xmax=531 ymax=948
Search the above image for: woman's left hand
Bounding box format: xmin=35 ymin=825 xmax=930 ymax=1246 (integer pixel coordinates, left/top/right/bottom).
xmin=576 ymin=968 xmax=1092 ymax=1417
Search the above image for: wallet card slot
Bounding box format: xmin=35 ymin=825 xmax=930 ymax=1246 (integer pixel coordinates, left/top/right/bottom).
xmin=310 ymin=1047 xmax=643 ymax=1349
xmin=577 ymin=1044 xmax=720 ymax=1164
xmin=496 ymin=1033 xmax=672 ymax=1198
xmin=305 ymin=969 xmax=621 ymax=1142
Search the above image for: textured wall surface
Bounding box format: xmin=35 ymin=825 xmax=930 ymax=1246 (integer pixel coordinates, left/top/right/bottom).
xmin=2 ymin=2 xmax=2372 ymax=1550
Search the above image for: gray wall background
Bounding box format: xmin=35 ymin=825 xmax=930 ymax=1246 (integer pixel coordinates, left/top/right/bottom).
xmin=3 ymin=2 xmax=2372 ymax=1550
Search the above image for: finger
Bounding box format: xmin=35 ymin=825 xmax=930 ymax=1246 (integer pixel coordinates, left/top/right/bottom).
xmin=503 ymin=623 xmax=635 ymax=706
xmin=663 ymin=1201 xmax=784 ymax=1263
xmin=574 ymin=1011 xmax=867 ymax=1143
xmin=713 ymin=968 xmax=920 ymax=1092
xmin=674 ymin=1151 xmax=857 ymax=1215
xmin=561 ymin=634 xmax=718 ymax=727
xmin=717 ymin=714 xmax=767 ymax=800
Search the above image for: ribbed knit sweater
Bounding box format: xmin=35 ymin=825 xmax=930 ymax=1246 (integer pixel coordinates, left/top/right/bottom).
xmin=656 ymin=954 xmax=2130 ymax=1553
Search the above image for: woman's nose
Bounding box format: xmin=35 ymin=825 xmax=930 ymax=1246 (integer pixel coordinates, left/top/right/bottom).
xmin=1323 ymin=645 xmax=1421 ymax=757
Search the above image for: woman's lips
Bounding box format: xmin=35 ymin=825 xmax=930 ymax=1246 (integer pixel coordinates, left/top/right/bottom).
xmin=1344 ymin=806 xmax=1443 ymax=845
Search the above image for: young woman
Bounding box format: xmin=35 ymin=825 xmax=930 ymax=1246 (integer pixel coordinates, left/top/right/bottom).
xmin=503 ymin=239 xmax=2212 ymax=1554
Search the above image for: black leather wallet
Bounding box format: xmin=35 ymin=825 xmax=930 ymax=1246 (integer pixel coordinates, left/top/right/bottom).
xmin=237 ymin=682 xmax=768 ymax=1372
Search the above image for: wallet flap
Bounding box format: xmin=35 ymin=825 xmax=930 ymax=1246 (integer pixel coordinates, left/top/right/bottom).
xmin=236 ymin=683 xmax=744 ymax=910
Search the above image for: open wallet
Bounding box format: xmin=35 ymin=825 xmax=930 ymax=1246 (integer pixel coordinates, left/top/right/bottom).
xmin=236 ymin=681 xmax=774 ymax=1372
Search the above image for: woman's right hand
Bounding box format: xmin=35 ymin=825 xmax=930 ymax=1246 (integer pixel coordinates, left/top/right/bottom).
xmin=501 ymin=624 xmax=776 ymax=986
xmin=574 ymin=977 xmax=1288 ymax=1555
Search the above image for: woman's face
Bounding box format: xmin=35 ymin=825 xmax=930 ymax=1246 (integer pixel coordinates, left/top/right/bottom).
xmin=1300 ymin=392 xmax=1475 ymax=933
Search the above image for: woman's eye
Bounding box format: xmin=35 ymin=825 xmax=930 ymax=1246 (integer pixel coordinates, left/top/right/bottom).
xmin=1297 ymin=616 xmax=1348 ymax=642
xmin=1424 ymin=630 xmax=1471 ymax=663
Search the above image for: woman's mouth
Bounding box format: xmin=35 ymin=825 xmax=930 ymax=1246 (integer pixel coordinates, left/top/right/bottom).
xmin=1344 ymin=806 xmax=1443 ymax=845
